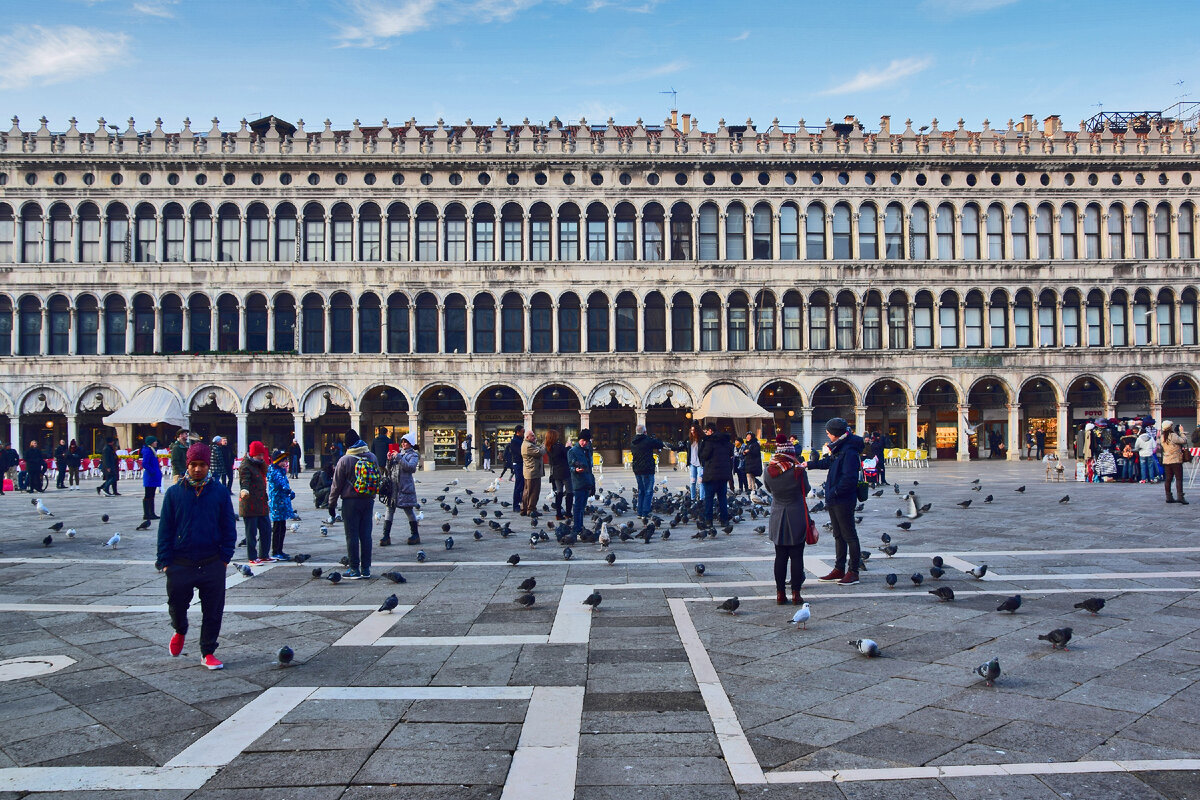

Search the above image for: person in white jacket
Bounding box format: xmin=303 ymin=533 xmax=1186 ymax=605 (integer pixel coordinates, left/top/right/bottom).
xmin=1134 ymin=427 xmax=1159 ymax=483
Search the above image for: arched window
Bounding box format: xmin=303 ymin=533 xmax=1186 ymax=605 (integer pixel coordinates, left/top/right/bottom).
xmin=502 ymin=203 xmax=523 ymax=261
xmin=782 ymin=290 xmax=803 ymax=350
xmin=0 ymin=296 xmax=11 ymax=355
xmin=1133 ymin=289 xmax=1151 ymax=346
xmin=558 ymin=203 xmax=579 ymax=261
xmin=586 ymin=204 xmax=607 ymax=261
xmin=473 ymin=203 xmax=495 ymax=261
xmin=48 ymin=294 xmax=70 ymax=355
xmin=835 ymin=291 xmax=856 ymax=350
xmin=1060 ymin=203 xmax=1078 ymax=259
xmin=163 ymin=203 xmax=185 ymax=262
xmin=161 ymin=294 xmax=183 ymax=353
xmin=1086 ymin=290 xmax=1104 ymax=346
xmin=49 ymin=204 xmax=72 ymax=263
xmin=727 ymin=291 xmax=749 ymax=351
xmin=18 ymin=296 xmax=42 ymax=355
xmin=640 ymin=202 xmax=663 ymax=260
xmin=1035 ymin=203 xmax=1053 ymax=259
xmin=530 ymin=203 xmax=551 ymax=261
xmin=671 ymin=202 xmax=693 ymax=260
xmin=1083 ymin=204 xmax=1101 ymax=259
xmin=671 ymin=292 xmax=694 ymax=352
xmin=752 ymin=203 xmax=772 ymax=259
xmin=1012 ymin=204 xmax=1030 ymax=259
xmin=131 ymin=293 xmax=155 ymax=354
xmin=301 ymin=293 xmax=324 ymax=353
xmin=884 ymin=203 xmax=904 ymax=259
xmin=1154 ymin=203 xmax=1172 ymax=259
xmin=964 ymin=290 xmax=984 ymax=347
xmin=809 ymin=291 xmax=830 ymax=350
xmin=531 ymin=292 xmax=553 ymax=353
xmin=78 ymin=203 xmax=101 ymax=262
xmin=444 ymin=293 xmax=467 ymax=353
xmin=888 ymin=291 xmax=908 ymax=349
xmin=862 ymin=290 xmax=882 ymax=350
xmin=133 ymin=203 xmax=156 ymax=263
xmin=444 ymin=204 xmax=467 ymax=261
xmin=935 ymin=203 xmax=955 ymax=260
xmin=76 ymin=294 xmax=99 ymax=354
xmin=699 ymin=292 xmax=721 ymax=351
xmin=644 ymin=291 xmax=666 ymax=352
xmin=558 ymin=292 xmax=581 ymax=352
xmin=273 ymin=293 xmax=296 ymax=352
xmin=386 ymin=292 xmax=409 ymax=353
xmin=329 ymin=292 xmax=353 ymax=353
xmin=859 ymin=204 xmax=878 ymax=259
xmin=805 ymin=203 xmax=825 ymax=259
xmin=961 ymin=204 xmax=980 ymax=260
xmin=246 ymin=292 xmax=271 ymax=352
xmin=615 ymin=292 xmax=637 ymax=352
xmin=1157 ymin=288 xmax=1175 ymax=345
xmin=303 ymin=203 xmax=325 ymax=262
xmin=217 ymin=293 xmax=240 ymax=352
xmin=416 ymin=204 xmax=438 ymax=261
xmin=387 ymin=203 xmax=410 ymax=261
xmin=910 ymin=204 xmax=930 ymax=260
xmin=1110 ymin=289 xmax=1128 ymax=347
xmin=755 ymin=290 xmax=776 ymax=350
xmin=218 ymin=204 xmax=240 ymax=262
xmin=105 ymin=294 xmax=127 ymax=354
xmin=1107 ymin=203 xmax=1125 ymax=258
xmin=725 ymin=202 xmax=745 ymax=259
xmin=1037 ymin=289 xmax=1057 ymax=347
xmin=989 ymin=289 xmax=1008 ymax=347
xmin=938 ymin=291 xmax=958 ymax=348
xmin=22 ymin=205 xmax=44 ymax=264
xmin=107 ymin=203 xmax=129 ymax=263
xmin=501 ymin=292 xmax=524 ymax=353
xmin=986 ymin=204 xmax=1005 ymax=259
xmin=274 ymin=203 xmax=296 ymax=262
xmin=832 ymin=203 xmax=852 ymax=259
xmin=780 ymin=203 xmax=799 ymax=259
xmin=586 ymin=292 xmax=609 ymax=351
xmin=358 ymin=292 xmax=381 ymax=353
xmin=1061 ymin=289 xmax=1081 ymax=347
xmin=698 ymin=203 xmax=719 ymax=260
xmin=1181 ymin=288 xmax=1197 ymax=346
xmin=913 ymin=291 xmax=934 ymax=348
xmin=1180 ymin=202 xmax=1195 ymax=258
xmin=359 ymin=203 xmax=381 ymax=261
xmin=0 ymin=204 xmax=13 ymax=263
xmin=1131 ymin=203 xmax=1148 ymax=259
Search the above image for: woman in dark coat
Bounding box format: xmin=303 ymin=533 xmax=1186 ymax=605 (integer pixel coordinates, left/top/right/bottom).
xmin=744 ymin=436 xmax=763 ymax=490
xmin=763 ymin=435 xmax=812 ymax=605
xmin=545 ymin=429 xmax=571 ymax=520
xmin=381 ymin=435 xmax=421 ymax=546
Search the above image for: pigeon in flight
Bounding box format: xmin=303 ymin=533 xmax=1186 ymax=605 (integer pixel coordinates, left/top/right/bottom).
xmin=974 ymin=657 xmax=1000 ymax=687
xmin=885 ymin=573 xmax=897 ymax=588
xmin=382 ymin=571 xmax=406 ymax=584
xmin=582 ymin=590 xmax=602 ymax=610
xmin=929 ymin=586 xmax=955 ymax=601
xmin=910 ymin=572 xmax=924 ymax=586
xmin=378 ymin=594 xmax=399 ymax=613
xmin=516 ymin=592 xmax=536 ymax=608
xmin=518 ymin=576 xmax=536 ymax=592
xmin=717 ymin=597 xmax=740 ymax=614
xmin=104 ymin=533 xmax=120 ymax=549
xmin=790 ymin=602 xmax=811 ymax=628
xmin=507 ymin=554 xmax=521 ymax=566
xmin=1038 ymin=627 xmax=1073 ymax=650
xmin=1074 ymin=597 xmax=1106 ymax=615
xmin=851 ymin=638 xmax=880 ymax=657
xmin=968 ymin=564 xmax=988 ymax=579
xmin=996 ymin=595 xmax=1022 ymax=613
xmin=277 ymin=646 xmax=294 ymax=666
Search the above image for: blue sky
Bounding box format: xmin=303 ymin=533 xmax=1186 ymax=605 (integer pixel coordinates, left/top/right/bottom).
xmin=1 ymin=0 xmax=1196 ymax=132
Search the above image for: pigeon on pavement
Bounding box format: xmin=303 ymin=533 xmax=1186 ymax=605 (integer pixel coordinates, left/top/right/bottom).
xmin=237 ymin=564 xmax=253 ymax=577
xmin=968 ymin=564 xmax=989 ymax=579
xmin=1059 ymin=495 xmax=1070 ymax=503
xmin=48 ymin=522 xmax=63 ymax=531
xmin=885 ymin=573 xmax=897 ymax=588
xmin=605 ymin=552 xmax=616 ymax=565
xmin=277 ymin=646 xmax=294 ymax=666
xmin=518 ymin=577 xmax=536 ymax=592
xmin=1038 ymin=627 xmax=1073 ymax=649
xmin=694 ymin=563 xmax=706 ymax=576
xmin=718 ymin=597 xmax=740 ymax=615
xmin=851 ymin=639 xmax=880 ymax=657
xmin=507 ymin=554 xmax=521 ymax=566
xmin=311 ymin=567 xmax=323 ymax=578
xmin=416 ymin=550 xmax=427 ymax=562
xmin=929 ymin=586 xmax=955 ymax=601
xmin=975 ymin=657 xmax=1001 ymax=687
xmin=42 ymin=535 xmax=53 ymax=547
xmin=325 ymin=571 xmax=342 ymax=584
xmin=956 ymin=500 xmax=972 ymax=509
xmin=378 ymin=594 xmax=399 ymax=613
xmin=1015 ymin=486 xmax=1026 ymax=493
xmin=516 ymin=592 xmax=536 ymax=608
xmin=1074 ymin=597 xmax=1106 ymax=614
xmin=996 ymin=595 xmax=1022 ymax=613
xmin=382 ymin=571 xmax=406 ymax=584
xmin=910 ymin=572 xmax=924 ymax=586
xmin=582 ymin=590 xmax=602 ymax=610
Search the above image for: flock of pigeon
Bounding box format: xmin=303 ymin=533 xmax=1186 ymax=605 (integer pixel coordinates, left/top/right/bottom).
xmin=32 ymin=497 xmax=119 ymax=549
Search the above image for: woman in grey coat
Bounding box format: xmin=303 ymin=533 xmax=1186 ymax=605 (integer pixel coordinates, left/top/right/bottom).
xmin=380 ymin=433 xmax=422 ymax=546
xmin=763 ymin=435 xmax=812 ymax=606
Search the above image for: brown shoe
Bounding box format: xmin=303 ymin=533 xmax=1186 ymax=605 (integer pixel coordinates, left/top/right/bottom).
xmin=776 ymin=590 xmax=787 ymax=605
xmin=792 ymin=590 xmax=803 ymax=605
xmin=817 ymin=569 xmax=844 ymax=582
xmin=837 ymin=572 xmax=860 ymax=586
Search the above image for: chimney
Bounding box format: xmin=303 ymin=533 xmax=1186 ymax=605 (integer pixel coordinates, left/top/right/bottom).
xmin=1043 ymin=115 xmax=1060 ymax=135
xmin=879 ymin=115 xmax=891 ymax=135
xmin=681 ymin=113 xmax=691 ymax=134
xmin=1023 ymin=114 xmax=1034 ymax=133
xmin=670 ymin=109 xmax=678 ymax=131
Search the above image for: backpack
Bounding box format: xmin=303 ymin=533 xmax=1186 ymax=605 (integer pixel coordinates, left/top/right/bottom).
xmin=352 ymin=456 xmax=382 ymax=496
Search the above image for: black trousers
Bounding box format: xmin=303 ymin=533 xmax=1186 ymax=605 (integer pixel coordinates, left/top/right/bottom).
xmin=143 ymin=486 xmax=157 ymax=519
xmin=552 ymin=477 xmax=573 ymax=517
xmin=774 ymin=543 xmax=806 ymax=592
xmin=166 ymin=560 xmax=226 ymax=656
xmin=55 ymin=461 xmax=66 ymax=487
xmin=827 ymin=501 xmax=862 ymax=573
xmin=271 ymin=519 xmax=287 ymax=556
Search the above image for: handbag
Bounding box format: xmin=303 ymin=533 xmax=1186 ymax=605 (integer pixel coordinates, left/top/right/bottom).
xmin=856 ymin=468 xmax=870 ymax=502
xmin=1183 ymin=448 xmax=1193 ymax=464
xmin=805 ymin=514 xmax=819 ymax=545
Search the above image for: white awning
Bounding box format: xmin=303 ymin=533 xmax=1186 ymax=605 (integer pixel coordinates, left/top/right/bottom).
xmin=694 ymin=384 xmax=774 ymax=420
xmin=102 ymin=386 xmax=187 ymax=428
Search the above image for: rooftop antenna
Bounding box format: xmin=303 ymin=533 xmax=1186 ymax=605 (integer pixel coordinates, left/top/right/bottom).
xmin=660 ymin=88 xmax=678 ymax=112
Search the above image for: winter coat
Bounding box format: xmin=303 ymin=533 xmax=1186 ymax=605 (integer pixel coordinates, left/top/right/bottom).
xmin=744 ymin=438 xmax=763 ymax=476
xmin=698 ymin=433 xmax=734 ymax=483
xmin=267 ymin=463 xmax=295 ymax=522
xmin=371 ymin=434 xmax=392 ymax=467
xmin=630 ymin=433 xmax=664 ymax=475
xmin=505 ymin=434 xmax=523 ymax=469
xmin=141 ymin=445 xmax=162 ymax=488
xmin=66 ymin=447 xmax=82 ymax=469
xmin=1160 ymin=428 xmax=1189 ymax=465
xmin=330 ymin=443 xmax=379 ymax=503
xmin=155 ymin=477 xmax=236 ymax=568
xmin=25 ymin=446 xmax=47 ymax=476
xmin=567 ymin=442 xmax=595 ymax=492
xmin=1135 ymin=432 xmax=1157 ymax=459
xmin=521 ymin=439 xmax=545 ymax=478
xmin=211 ymin=443 xmax=227 ymax=477
xmin=548 ymin=440 xmax=570 ymax=483
xmin=385 ymin=448 xmax=420 ymax=509
xmin=169 ymin=439 xmax=189 ymax=477
xmin=807 ymin=433 xmax=865 ymax=505
xmin=238 ymin=456 xmax=269 ymax=518
xmin=764 ymin=454 xmax=812 ymax=547
xmin=54 ymin=444 xmax=67 ymax=466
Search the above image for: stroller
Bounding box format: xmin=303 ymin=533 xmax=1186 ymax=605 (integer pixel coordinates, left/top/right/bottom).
xmin=861 ymin=456 xmax=880 ymax=487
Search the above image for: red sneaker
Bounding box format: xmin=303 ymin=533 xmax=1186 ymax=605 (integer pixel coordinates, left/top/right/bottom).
xmin=837 ymin=572 xmax=860 ymax=586
xmin=817 ymin=569 xmax=845 ymax=582
xmin=201 ymin=654 xmax=224 ymax=670
xmin=169 ymin=633 xmax=184 ymax=657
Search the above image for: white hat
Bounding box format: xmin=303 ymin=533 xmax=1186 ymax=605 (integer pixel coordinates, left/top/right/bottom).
xmin=1085 ymin=423 xmax=1094 ymax=431
xmin=401 ymin=432 xmax=418 ymax=447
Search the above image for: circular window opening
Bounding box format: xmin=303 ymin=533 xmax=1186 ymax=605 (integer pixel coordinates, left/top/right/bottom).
xmin=915 ymin=173 xmax=927 ymax=186
xmin=889 ymin=172 xmax=901 ymax=185
xmin=811 ymin=172 xmax=823 ymax=185
xmin=1014 ymin=173 xmax=1026 ymax=186
xmin=1158 ymin=173 xmax=1168 ymax=185
xmin=758 ymin=171 xmax=770 ymax=186
xmin=280 ymin=172 xmax=292 ymax=185
xmin=864 ymin=172 xmax=876 ymax=185
xmin=1134 ymin=172 xmax=1145 ymax=186
xmin=307 ymin=173 xmax=320 ymax=186
xmin=1182 ymin=172 xmax=1192 ymax=185
xmin=590 ymin=172 xmax=603 ymax=186
xmin=448 ymin=173 xmax=463 ymax=186
xmin=647 ymin=173 xmax=660 ymax=186
xmin=730 ymin=172 xmax=743 ymax=185
xmin=251 ymin=172 xmax=264 ymax=185
xmin=82 ymin=173 xmax=94 ymax=186
xmin=364 ymin=172 xmax=377 ymax=186
xmin=534 ymin=172 xmax=547 ymax=185
xmin=618 ymin=172 xmax=631 ymax=186
xmin=0 ymin=173 xmax=7 ymax=186
xmin=335 ymin=172 xmax=348 ymax=185
xmin=506 ymin=172 xmax=519 ymax=186
xmin=1064 ymin=173 xmax=1075 ymax=186
xmin=167 ymin=172 xmax=180 ymax=186
xmin=112 ymin=173 xmax=125 ymax=185
xmin=223 ymin=172 xmax=236 ymax=186
xmin=138 ymin=172 xmax=151 ymax=185
xmin=562 ymin=172 xmax=575 ymax=185
xmin=784 ymin=171 xmax=797 ymax=185
xmin=1087 ymin=173 xmax=1098 ymax=186
xmin=990 ymin=173 xmax=1001 ymax=186
xmin=477 ymin=172 xmax=491 ymax=185
xmin=940 ymin=174 xmax=951 ymax=187
xmin=675 ymin=172 xmax=688 ymax=186
xmin=702 ymin=172 xmax=715 ymax=186
xmin=1111 ymin=173 xmax=1122 ymax=185
xmin=837 ymin=172 xmax=850 ymax=185
xmin=966 ymin=173 xmax=977 ymax=186
xmin=392 ymin=172 xmax=404 ymax=186
xmin=53 ymin=172 xmax=67 ymax=186
xmin=24 ymin=173 xmax=37 ymax=186
xmin=192 ymin=173 xmax=205 ymax=186
xmin=420 ymin=172 xmax=434 ymax=186
xmin=1040 ymin=173 xmax=1050 ymax=186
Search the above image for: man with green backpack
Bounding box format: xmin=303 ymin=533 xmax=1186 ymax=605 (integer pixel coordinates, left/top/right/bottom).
xmin=329 ymin=428 xmax=381 ymax=579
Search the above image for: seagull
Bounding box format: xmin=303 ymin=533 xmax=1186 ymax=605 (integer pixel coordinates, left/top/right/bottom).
xmin=790 ymin=602 xmax=811 ymax=628
xmin=1074 ymin=597 xmax=1106 ymax=615
xmin=996 ymin=595 xmax=1022 ymax=613
xmin=851 ymin=638 xmax=880 ymax=657
xmin=929 ymin=586 xmax=955 ymax=601
xmin=1038 ymin=627 xmax=1073 ymax=650
xmin=968 ymin=564 xmax=988 ymax=579
xmin=103 ymin=533 xmax=120 ymax=549
xmin=33 ymin=498 xmax=54 ymax=517
xmin=718 ymin=597 xmax=740 ymax=615
xmin=974 ymin=657 xmax=1001 ymax=687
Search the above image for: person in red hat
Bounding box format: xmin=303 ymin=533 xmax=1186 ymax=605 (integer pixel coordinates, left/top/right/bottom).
xmin=239 ymin=441 xmax=271 ymax=564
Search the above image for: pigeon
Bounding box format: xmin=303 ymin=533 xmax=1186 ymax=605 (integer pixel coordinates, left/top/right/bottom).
xmin=809 ymin=501 xmax=825 ymax=513
xmin=444 ymin=536 xmax=454 ymax=550
xmin=929 ymin=564 xmax=947 ymax=579
xmin=956 ymin=500 xmax=972 ymax=509
xmin=790 ymin=602 xmax=811 ymax=628
xmin=238 ymin=564 xmax=253 ymax=577
xmin=416 ymin=550 xmax=427 ymax=563
xmin=48 ymin=521 xmax=63 ymax=531
xmin=562 ymin=547 xmax=573 ymax=561
xmin=101 ymin=514 xmax=110 ymax=523
xmin=929 ymin=586 xmax=955 ymax=601
xmin=292 ymin=553 xmax=311 ymax=564
xmin=996 ymin=595 xmax=1022 ymax=613
xmin=878 ymin=544 xmax=898 ymax=557
xmin=919 ymin=503 xmax=932 ymax=513
xmin=1015 ymin=485 xmax=1026 ymax=493
xmin=931 ymin=556 xmax=944 ymax=568
xmin=971 ymin=478 xmax=981 ymax=485
xmin=881 ymin=532 xmax=892 ymax=544
xmin=582 ymin=590 xmax=602 ymax=610
xmin=42 ymin=535 xmax=53 ymax=547
xmin=1038 ymin=627 xmax=1073 ymax=650
xmin=325 ymin=571 xmax=342 ymax=584
xmin=885 ymin=573 xmax=897 ymax=587
xmin=507 ymin=553 xmax=520 ymax=566
xmin=136 ymin=520 xmax=152 ymax=531
xmin=1074 ymin=597 xmax=1106 ymax=615
xmin=516 ymin=592 xmax=536 ymax=608
xmin=277 ymin=645 xmax=295 ymax=666
xmin=441 ymin=522 xmax=452 ymax=533
xmin=968 ymin=564 xmax=988 ymax=579
xmin=910 ymin=572 xmax=924 ymax=586
xmin=851 ymin=638 xmax=880 ymax=657
xmin=872 ymin=489 xmax=884 ymax=497
xmin=378 ymin=594 xmax=399 ymax=613
xmin=717 ymin=597 xmax=740 ymax=615
xmin=34 ymin=499 xmax=53 ymax=517
xmin=339 ymin=556 xmax=350 ymax=567
xmin=694 ymin=563 xmax=706 ymax=576
xmin=605 ymin=552 xmax=616 ymax=565
xmin=518 ymin=576 xmax=536 ymax=592
xmin=984 ymin=495 xmax=993 ymax=503
xmin=104 ymin=533 xmax=120 ymax=549
xmin=971 ymin=485 xmax=982 ymax=492
xmin=896 ymin=522 xmax=911 ymax=531
xmin=1059 ymin=495 xmax=1070 ymax=504
xmin=311 ymin=567 xmax=323 ymax=578
xmin=382 ymin=571 xmax=406 ymax=584
xmin=894 ymin=483 xmax=900 ymax=494
xmin=974 ymin=657 xmax=1000 ymax=687
xmin=473 ymin=530 xmax=483 ymax=541
xmin=319 ymin=524 xmax=329 ymax=537
xmin=66 ymin=528 xmax=76 ymax=539
xmin=913 ymin=481 xmax=919 ymax=485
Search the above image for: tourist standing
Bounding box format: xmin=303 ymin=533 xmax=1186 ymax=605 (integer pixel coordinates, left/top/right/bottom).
xmin=210 ymin=436 xmax=227 ymax=489
xmin=507 ymin=426 xmax=526 ymax=507
xmin=520 ymin=430 xmax=545 ymax=515
xmin=808 ymin=418 xmax=864 ymax=586
xmin=170 ymin=430 xmax=190 ymax=484
xmin=481 ymin=437 xmax=494 ymax=472
xmin=266 ymin=449 xmax=295 ymax=559
xmin=381 ymin=435 xmax=421 ymax=546
xmin=546 ymin=429 xmax=571 ymax=520
xmin=371 ymin=427 xmax=392 ymax=467
xmin=744 ymin=434 xmax=763 ymax=491
xmin=239 ymin=441 xmax=271 ymax=564
xmin=630 ymin=424 xmax=665 ymax=518
xmin=686 ymin=426 xmax=704 ymax=501
xmin=65 ymin=440 xmax=82 ymax=488
xmin=136 ymin=435 xmax=162 ymax=530
xmin=97 ymin=436 xmax=119 ymax=496
xmin=567 ymin=429 xmax=595 ymax=534
xmin=289 ymin=438 xmax=302 ymax=478
xmin=698 ymin=422 xmax=734 ymax=528
xmin=53 ymin=438 xmax=68 ymax=489
xmin=24 ymin=439 xmax=48 ymax=493
xmin=329 ymin=429 xmax=379 ymax=579
xmin=765 ymin=434 xmax=812 ymax=605
xmin=1160 ymin=421 xmax=1190 ymax=505
xmin=462 ymin=433 xmax=474 ymax=469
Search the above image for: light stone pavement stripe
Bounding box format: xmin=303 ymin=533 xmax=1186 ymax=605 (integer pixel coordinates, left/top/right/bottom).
xmin=0 ymin=603 xmax=381 ymax=613
xmin=982 ymin=570 xmax=1200 ymax=581
xmin=501 ymin=686 xmax=585 ymax=800
xmin=678 ymin=586 xmax=1200 ymax=601
xmin=165 ymin=686 xmax=316 ymax=767
xmin=668 ymin=597 xmax=766 ymax=785
xmin=939 ymin=555 xmax=979 ymax=574
xmin=549 ymin=584 xmax=595 ymax=644
xmin=374 ymin=634 xmax=551 ymax=646
xmin=0 ymin=766 xmax=217 ymax=793
xmin=332 ymin=605 xmax=415 ymax=646
xmin=764 ymin=758 xmax=1200 ymax=784
xmin=311 ymin=686 xmax=535 ymax=701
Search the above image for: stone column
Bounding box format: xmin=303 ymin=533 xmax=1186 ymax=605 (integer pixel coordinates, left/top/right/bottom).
xmin=323 ymin=215 xmax=332 ymax=263
xmin=854 ymin=405 xmax=867 ymax=438
xmin=292 ymin=413 xmax=305 ymax=470
xmin=9 ymin=417 xmax=19 ymax=452
xmin=717 ymin=213 xmax=726 ymax=261
xmin=40 ymin=307 xmax=49 ymax=355
xmin=771 ymin=213 xmax=781 ymax=261
xmin=235 ymin=412 xmax=248 ymax=457
xmin=124 ymin=308 xmax=134 ymax=354
xmin=464 ymin=411 xmax=478 ymax=469
xmin=67 ymin=415 xmax=78 ymax=446
xmin=522 ymin=302 xmax=531 ymax=353
xmin=523 ymin=410 xmax=534 ymax=432
xmin=435 ymin=213 xmax=444 ymax=262
xmin=154 ymin=304 xmax=162 ymax=353
xmin=1007 ymin=403 xmax=1021 ymax=460
xmin=550 ymin=302 xmax=559 ymax=353
xmin=237 ymin=304 xmax=247 ymax=350
xmin=351 ymin=302 xmax=360 ymax=353
xmin=634 ymin=213 xmax=644 ymax=261
xmin=68 ymin=302 xmax=78 ymax=356
xmin=800 ymin=406 xmax=813 ymax=452
xmin=266 ymin=305 xmax=275 ymax=351
xmin=1055 ymin=403 xmax=1069 ymax=458
xmin=181 ymin=303 xmax=190 ymax=352
xmin=957 ymin=404 xmax=971 ymax=461
xmin=323 ymin=303 xmax=332 ymax=353
xmin=549 ymin=209 xmax=557 ymax=261
xmin=349 ymin=411 xmax=362 ymax=436
xmin=906 ymin=404 xmax=920 ymax=450
xmin=635 ymin=408 xmax=647 ymax=431
xmin=850 ymin=212 xmax=860 ymax=259
xmin=579 ymin=411 xmax=590 ymax=433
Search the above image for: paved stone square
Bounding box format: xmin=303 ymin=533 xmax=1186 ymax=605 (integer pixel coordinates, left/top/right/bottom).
xmin=0 ymin=459 xmax=1198 ymax=799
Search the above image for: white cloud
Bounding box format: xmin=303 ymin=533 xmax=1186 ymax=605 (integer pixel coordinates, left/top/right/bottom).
xmin=921 ymin=0 xmax=1018 ymax=14
xmin=0 ymin=25 xmax=129 ymax=90
xmin=471 ymin=0 xmax=543 ymax=21
xmin=587 ymin=0 xmax=662 ymax=12
xmin=132 ymin=0 xmax=180 ymax=17
xmin=731 ymin=30 xmax=749 ymax=41
xmin=337 ymin=0 xmax=549 ymax=47
xmin=819 ymin=56 xmax=933 ymax=96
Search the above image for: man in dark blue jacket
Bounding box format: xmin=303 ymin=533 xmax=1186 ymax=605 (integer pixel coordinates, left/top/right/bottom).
xmin=567 ymin=429 xmax=595 ymax=534
xmin=807 ymin=417 xmax=864 ymax=585
xmin=507 ymin=426 xmax=526 ymax=511
xmin=156 ymin=442 xmax=237 ymax=670
xmin=698 ymin=423 xmax=734 ymax=528
xmin=630 ymin=425 xmax=665 ymax=518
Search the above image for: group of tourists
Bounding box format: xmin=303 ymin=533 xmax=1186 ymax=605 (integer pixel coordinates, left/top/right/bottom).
xmin=1075 ymin=416 xmax=1196 ymax=504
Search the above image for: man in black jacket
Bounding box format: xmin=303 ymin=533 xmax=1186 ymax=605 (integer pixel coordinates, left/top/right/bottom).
xmin=53 ymin=438 xmax=68 ymax=489
xmin=97 ymin=436 xmax=120 ymax=496
xmin=371 ymin=427 xmax=392 ymax=467
xmin=698 ymin=422 xmax=734 ymax=528
xmin=24 ymin=440 xmax=48 ymax=493
xmin=507 ymin=426 xmax=525 ymax=510
xmin=630 ymin=425 xmax=665 ymax=518
xmin=807 ymin=417 xmax=864 ymax=585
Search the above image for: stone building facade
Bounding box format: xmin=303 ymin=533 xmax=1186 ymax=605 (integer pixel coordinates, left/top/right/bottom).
xmin=0 ymin=112 xmax=1197 ymax=466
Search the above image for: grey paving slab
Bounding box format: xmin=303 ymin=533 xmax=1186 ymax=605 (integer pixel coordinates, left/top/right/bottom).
xmin=354 ymin=750 xmax=512 ymax=785
xmin=201 ymin=749 xmax=374 ymax=789
xmin=576 ymin=756 xmax=733 ymax=785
